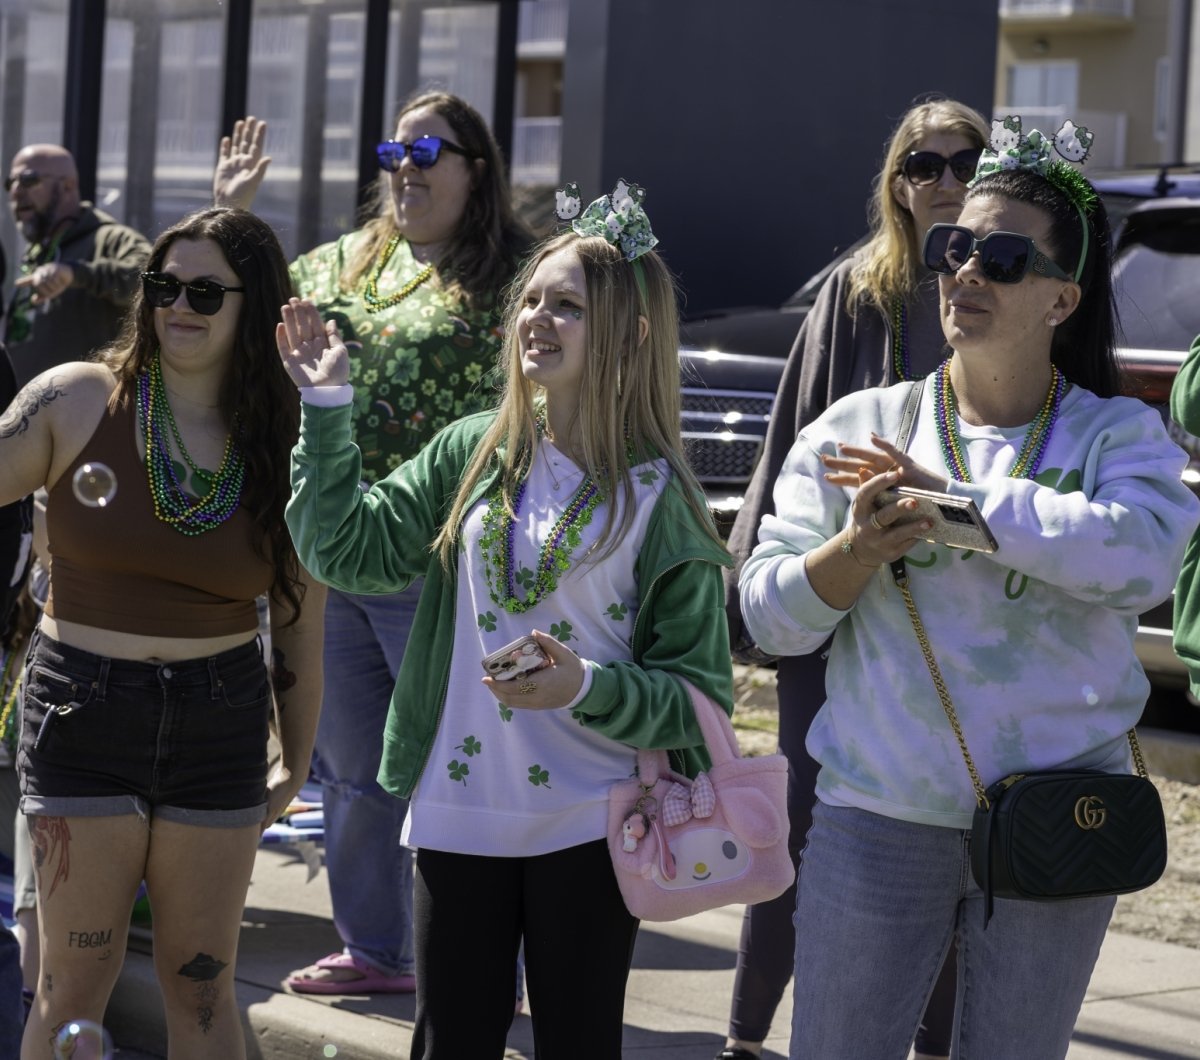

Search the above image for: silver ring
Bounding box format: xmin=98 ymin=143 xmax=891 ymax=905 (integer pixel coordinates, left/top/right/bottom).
xmin=870 ymin=512 xmax=884 ymax=531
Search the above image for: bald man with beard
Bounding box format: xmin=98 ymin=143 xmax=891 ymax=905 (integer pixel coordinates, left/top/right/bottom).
xmin=4 ymin=144 xmax=150 ymax=387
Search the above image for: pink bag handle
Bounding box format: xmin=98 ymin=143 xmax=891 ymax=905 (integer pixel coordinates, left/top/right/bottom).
xmin=633 ymin=677 xmax=739 ymax=786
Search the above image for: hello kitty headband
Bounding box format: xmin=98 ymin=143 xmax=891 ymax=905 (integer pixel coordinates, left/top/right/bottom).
xmin=971 ymin=116 xmax=1099 ymax=281
xmin=554 ymin=179 xmax=659 ymax=262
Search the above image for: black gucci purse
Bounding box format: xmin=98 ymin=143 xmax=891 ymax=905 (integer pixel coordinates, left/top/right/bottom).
xmin=890 ymin=556 xmax=1167 ymax=926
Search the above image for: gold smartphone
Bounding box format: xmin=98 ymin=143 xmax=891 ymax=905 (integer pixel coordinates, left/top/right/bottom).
xmin=875 ymin=486 xmax=998 ymax=553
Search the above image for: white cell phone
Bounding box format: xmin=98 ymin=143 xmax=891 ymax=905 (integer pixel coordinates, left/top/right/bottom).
xmin=481 ymin=635 xmax=549 ymax=680
xmin=875 ymin=486 xmax=998 ymax=553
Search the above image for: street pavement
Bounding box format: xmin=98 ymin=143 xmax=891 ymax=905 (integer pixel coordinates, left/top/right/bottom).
xmin=101 ymin=836 xmax=1200 ymax=1060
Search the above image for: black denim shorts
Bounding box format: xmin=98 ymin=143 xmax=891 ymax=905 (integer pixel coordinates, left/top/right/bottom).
xmin=18 ymin=631 xmax=271 ymax=827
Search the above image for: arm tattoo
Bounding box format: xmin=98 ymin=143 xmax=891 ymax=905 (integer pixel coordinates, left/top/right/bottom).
xmin=179 ymin=952 xmax=229 ymax=1035
xmin=0 ymin=378 xmax=67 ymax=438
xmin=30 ymin=816 xmax=71 ymax=900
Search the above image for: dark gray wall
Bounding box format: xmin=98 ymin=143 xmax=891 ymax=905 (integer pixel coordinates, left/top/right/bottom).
xmin=561 ymin=0 xmax=998 ymax=315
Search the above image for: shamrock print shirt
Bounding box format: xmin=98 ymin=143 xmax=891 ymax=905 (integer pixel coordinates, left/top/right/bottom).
xmin=289 ymin=230 xmax=505 ymax=484
xmin=402 ymin=439 xmax=671 ymax=857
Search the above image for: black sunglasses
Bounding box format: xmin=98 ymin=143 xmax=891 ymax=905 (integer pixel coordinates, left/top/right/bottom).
xmin=376 ymin=136 xmax=470 ymax=172
xmin=4 ymin=171 xmax=56 ymax=192
xmin=141 ymin=271 xmax=246 ymax=315
xmin=923 ymin=224 xmax=1075 ymax=284
xmin=901 ymin=148 xmax=982 ymax=187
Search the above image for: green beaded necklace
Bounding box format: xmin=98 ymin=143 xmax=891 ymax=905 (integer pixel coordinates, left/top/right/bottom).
xmin=137 ymin=354 xmax=246 ymax=535
xmin=362 ymin=234 xmax=434 ymax=312
xmin=932 ymin=359 xmax=1068 ymax=483
xmin=479 ymin=469 xmax=604 ymax=615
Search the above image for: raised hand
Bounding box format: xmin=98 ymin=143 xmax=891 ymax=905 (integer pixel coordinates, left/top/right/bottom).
xmin=214 ymin=116 xmax=271 ymax=209
xmin=276 ymin=298 xmax=350 ymax=389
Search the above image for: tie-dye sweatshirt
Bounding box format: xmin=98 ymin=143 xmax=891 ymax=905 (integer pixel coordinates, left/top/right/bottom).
xmin=740 ymin=379 xmax=1199 ymax=829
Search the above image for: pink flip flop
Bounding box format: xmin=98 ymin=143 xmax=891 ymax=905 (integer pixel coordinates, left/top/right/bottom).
xmin=285 ymin=951 xmax=417 ymax=995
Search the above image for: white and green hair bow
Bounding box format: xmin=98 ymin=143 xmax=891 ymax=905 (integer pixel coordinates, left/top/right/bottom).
xmin=555 ymin=178 xmax=658 ymax=261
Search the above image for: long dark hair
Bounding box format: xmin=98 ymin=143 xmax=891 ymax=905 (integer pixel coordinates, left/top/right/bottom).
xmin=964 ymin=168 xmax=1120 ymax=397
xmin=345 ymin=90 xmax=531 ymax=306
xmin=101 ymin=207 xmax=305 ymax=621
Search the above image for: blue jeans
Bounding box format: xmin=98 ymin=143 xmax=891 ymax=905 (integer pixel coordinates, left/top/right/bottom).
xmin=791 ymin=802 xmax=1114 ymax=1060
xmin=311 ymin=585 xmax=420 ymax=977
xmin=0 ymin=926 xmax=20 ymax=1055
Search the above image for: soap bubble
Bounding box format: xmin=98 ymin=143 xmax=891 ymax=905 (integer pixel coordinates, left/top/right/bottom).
xmin=53 ymin=1019 xmax=113 ymax=1059
xmin=71 ymin=462 xmax=117 ymax=509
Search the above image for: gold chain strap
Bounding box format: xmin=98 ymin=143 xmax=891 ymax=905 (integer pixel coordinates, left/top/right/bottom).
xmin=892 ymin=564 xmax=1148 ymax=813
xmin=892 ymin=568 xmax=990 ymax=807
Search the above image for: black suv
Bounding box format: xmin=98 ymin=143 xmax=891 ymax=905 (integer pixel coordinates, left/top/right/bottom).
xmin=679 ymin=251 xmax=854 ymax=533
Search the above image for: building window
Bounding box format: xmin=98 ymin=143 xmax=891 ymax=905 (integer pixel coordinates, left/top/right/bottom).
xmin=1007 ymin=60 xmax=1079 ymax=110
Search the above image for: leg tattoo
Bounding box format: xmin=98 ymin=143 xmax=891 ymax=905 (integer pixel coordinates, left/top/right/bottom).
xmin=179 ymin=953 xmax=229 ymax=1035
xmin=30 ymin=816 xmax=71 ymax=900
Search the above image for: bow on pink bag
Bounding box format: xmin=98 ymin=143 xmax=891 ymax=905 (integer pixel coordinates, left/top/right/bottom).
xmin=606 ymin=677 xmax=795 ymax=921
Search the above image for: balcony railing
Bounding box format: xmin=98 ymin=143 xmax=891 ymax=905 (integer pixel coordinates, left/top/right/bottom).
xmin=517 ymin=0 xmax=566 ymax=58
xmin=519 ymin=1 xmax=567 ymax=46
xmin=1000 ymin=0 xmax=1134 ymax=27
xmin=511 ymin=115 xmax=561 ymax=187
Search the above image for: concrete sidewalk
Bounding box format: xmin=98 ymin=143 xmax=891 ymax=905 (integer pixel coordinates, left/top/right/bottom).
xmin=103 ymin=841 xmax=1200 ymax=1060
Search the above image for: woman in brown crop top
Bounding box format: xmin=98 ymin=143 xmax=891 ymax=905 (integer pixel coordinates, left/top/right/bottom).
xmin=0 ymin=206 xmax=325 ymax=1059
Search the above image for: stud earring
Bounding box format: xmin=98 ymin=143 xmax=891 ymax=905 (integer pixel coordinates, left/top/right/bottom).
xmin=1047 ymin=317 xmax=1058 ymax=327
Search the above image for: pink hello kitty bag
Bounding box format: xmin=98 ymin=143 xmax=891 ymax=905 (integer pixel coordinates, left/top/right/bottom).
xmin=606 ymin=677 xmax=794 ymax=921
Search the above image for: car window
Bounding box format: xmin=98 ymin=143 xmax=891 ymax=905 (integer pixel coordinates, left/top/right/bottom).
xmin=1113 ymin=220 xmax=1200 ymax=351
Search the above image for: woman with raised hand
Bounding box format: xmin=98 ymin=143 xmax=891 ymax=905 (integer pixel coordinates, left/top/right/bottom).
xmin=718 ymin=96 xmax=988 ymax=1060
xmin=740 ymin=120 xmax=1199 ymax=1058
xmin=279 ymin=184 xmax=735 ymax=1058
xmin=0 ymin=206 xmax=324 ymax=1058
xmin=214 ymin=92 xmax=528 ymax=996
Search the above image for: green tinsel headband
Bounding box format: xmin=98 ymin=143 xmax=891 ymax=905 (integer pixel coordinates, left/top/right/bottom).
xmin=969 ymin=116 xmax=1098 ymax=282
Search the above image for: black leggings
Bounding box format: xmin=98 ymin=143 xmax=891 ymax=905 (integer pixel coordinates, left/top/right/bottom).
xmin=411 ymin=839 xmax=639 ymax=1060
xmin=727 ymin=652 xmax=958 ymax=1054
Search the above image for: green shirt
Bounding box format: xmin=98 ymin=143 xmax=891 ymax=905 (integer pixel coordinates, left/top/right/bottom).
xmin=289 ymin=230 xmax=505 ymax=483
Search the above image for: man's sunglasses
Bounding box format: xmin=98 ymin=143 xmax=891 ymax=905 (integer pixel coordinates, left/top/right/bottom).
xmin=923 ymin=224 xmax=1075 ymax=284
xmin=141 ymin=271 xmax=246 ymax=315
xmin=376 ymin=136 xmax=470 ymax=172
xmin=4 ymin=171 xmax=57 ymax=192
xmin=901 ymin=148 xmax=982 ymax=187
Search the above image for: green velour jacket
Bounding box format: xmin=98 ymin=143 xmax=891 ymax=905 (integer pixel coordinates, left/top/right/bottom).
xmin=287 ymin=404 xmax=735 ymax=799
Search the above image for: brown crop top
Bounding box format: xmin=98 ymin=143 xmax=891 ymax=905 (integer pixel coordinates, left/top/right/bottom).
xmin=44 ymin=392 xmax=274 ymax=637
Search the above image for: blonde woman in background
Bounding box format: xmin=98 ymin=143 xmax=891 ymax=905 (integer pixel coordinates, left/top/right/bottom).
xmin=718 ymin=97 xmax=989 ymax=1060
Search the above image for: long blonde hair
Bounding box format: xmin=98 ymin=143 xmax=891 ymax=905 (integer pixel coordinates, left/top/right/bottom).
xmin=847 ymin=98 xmax=989 ymax=312
xmin=434 ymin=231 xmax=725 ymax=567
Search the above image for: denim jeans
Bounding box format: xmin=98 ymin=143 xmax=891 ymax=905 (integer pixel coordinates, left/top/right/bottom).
xmin=0 ymin=926 xmax=20 ymax=1055
xmin=791 ymin=801 xmax=1114 ymax=1060
xmin=20 ymin=631 xmax=269 ymax=824
xmin=310 ymin=585 xmax=420 ymax=977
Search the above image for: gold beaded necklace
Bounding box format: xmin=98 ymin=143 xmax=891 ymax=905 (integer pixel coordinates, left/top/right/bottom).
xmin=362 ymin=233 xmax=434 ymax=312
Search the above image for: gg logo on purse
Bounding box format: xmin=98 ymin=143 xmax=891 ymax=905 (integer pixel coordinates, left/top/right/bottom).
xmin=1074 ymin=795 xmax=1107 ymax=830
